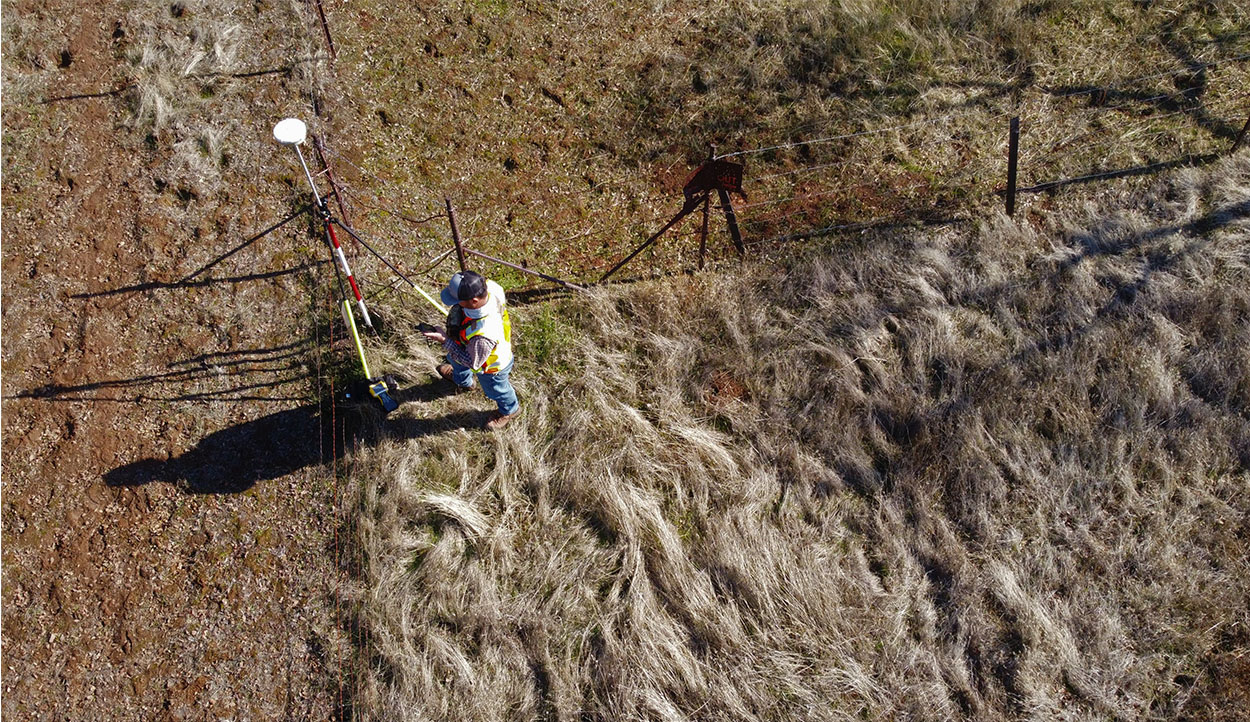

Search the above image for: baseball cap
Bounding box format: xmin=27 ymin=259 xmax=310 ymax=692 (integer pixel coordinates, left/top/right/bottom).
xmin=440 ymin=271 xmax=488 ymax=306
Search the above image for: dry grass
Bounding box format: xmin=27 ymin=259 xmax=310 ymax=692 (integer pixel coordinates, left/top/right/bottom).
xmin=331 ymin=150 xmax=1250 ymax=719
xmin=111 ymin=0 xmax=329 ymax=199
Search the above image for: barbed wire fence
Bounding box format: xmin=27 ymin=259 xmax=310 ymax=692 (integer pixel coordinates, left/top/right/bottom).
xmin=318 ymin=50 xmax=1247 ymax=302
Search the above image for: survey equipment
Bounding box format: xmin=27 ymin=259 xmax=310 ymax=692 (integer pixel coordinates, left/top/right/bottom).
xmin=274 ymin=117 xmax=397 ymax=414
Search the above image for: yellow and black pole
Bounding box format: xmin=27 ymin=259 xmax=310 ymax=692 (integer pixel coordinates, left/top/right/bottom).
xmin=341 ymin=299 xmax=398 ymax=413
xmin=408 ymin=283 xmax=449 ymax=317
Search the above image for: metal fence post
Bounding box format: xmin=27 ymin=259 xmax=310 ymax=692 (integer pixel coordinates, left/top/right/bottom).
xmin=445 ymin=197 xmax=467 ymax=272
xmin=1006 ymin=116 xmax=1020 ymax=216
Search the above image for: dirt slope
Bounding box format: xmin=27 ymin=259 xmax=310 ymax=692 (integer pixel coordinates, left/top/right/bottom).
xmin=2 ymin=0 xmax=347 ymax=717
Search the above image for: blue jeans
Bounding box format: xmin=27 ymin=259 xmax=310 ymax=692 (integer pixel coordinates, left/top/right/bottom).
xmin=447 ymin=357 xmax=520 ymax=416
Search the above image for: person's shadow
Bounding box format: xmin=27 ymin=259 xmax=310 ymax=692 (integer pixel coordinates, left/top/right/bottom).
xmin=103 ymin=379 xmax=490 ymax=493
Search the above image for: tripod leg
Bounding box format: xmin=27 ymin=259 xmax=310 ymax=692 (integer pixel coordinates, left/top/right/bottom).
xmin=698 ymin=192 xmax=710 ymax=270
xmin=718 ymin=189 xmax=746 ymax=256
xmin=600 ymin=203 xmax=696 ymax=282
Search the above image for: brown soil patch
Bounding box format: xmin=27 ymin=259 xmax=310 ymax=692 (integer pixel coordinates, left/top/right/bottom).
xmin=3 ymin=1 xmax=345 ymax=717
xmin=707 ymin=369 xmax=748 ymax=406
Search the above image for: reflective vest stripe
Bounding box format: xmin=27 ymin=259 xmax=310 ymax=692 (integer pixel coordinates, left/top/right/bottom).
xmin=459 ymin=281 xmax=513 ymax=373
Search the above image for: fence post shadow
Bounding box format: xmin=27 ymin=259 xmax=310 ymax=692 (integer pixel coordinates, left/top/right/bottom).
xmin=1016 ymin=152 xmax=1224 ymax=195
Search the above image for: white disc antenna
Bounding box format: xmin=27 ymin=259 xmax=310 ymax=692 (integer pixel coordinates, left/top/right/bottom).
xmin=273 ymin=117 xmax=320 ymax=211
xmin=272 ymin=117 xmax=307 ymax=145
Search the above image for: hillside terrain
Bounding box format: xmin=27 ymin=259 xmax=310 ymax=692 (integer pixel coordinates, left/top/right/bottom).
xmin=2 ymin=0 xmax=1249 ymax=720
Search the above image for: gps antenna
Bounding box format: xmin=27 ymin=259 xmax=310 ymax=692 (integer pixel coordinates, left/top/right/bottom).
xmin=273 ymin=118 xmax=374 ymax=330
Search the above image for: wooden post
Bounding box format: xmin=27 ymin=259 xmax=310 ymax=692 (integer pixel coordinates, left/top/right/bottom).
xmin=312 ymin=0 xmax=337 ymax=60
xmin=698 ymin=191 xmax=711 ymax=270
xmin=1233 ymin=113 xmax=1250 ymax=154
xmin=1006 ymin=116 xmax=1020 ymax=216
xmin=717 ymin=189 xmax=745 ymax=256
xmin=445 ymin=197 xmax=466 ymax=272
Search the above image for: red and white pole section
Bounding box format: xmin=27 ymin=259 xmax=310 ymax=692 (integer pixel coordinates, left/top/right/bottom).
xmin=291 ymin=139 xmax=374 ymax=329
xmin=323 ymin=216 xmax=373 ymax=328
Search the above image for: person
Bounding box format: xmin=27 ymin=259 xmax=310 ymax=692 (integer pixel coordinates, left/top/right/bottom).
xmin=421 ymin=270 xmax=520 ymax=430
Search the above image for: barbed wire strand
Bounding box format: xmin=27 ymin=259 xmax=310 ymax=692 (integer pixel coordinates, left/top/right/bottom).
xmin=335 ymin=184 xmax=448 ymax=229
xmin=767 ymin=50 xmax=1250 ymax=142
xmin=738 ymin=173 xmax=945 ymax=213
xmin=750 ymin=126 xmax=974 ymax=184
xmin=454 ymin=182 xmax=681 ymax=240
xmin=1048 ymin=86 xmax=1249 ymax=129
xmin=1035 ymin=107 xmax=1249 ymax=162
xmin=715 ymin=113 xmax=982 ymax=161
xmin=469 ymin=203 xmax=680 ymax=251
xmin=740 ymin=103 xmax=1246 ymax=226
xmin=1039 ymin=101 xmax=1227 ymax=149
xmin=324 ymin=179 xmax=441 ymax=243
xmin=465 ymin=195 xmax=675 ymax=242
xmin=751 ymin=210 xmax=918 ymax=246
xmin=320 ymin=145 xmax=446 ymax=217
xmin=450 ymin=174 xmax=678 ymax=217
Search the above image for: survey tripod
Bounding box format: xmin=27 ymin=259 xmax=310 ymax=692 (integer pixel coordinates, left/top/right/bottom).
xmin=317 ymin=195 xmax=400 ymax=414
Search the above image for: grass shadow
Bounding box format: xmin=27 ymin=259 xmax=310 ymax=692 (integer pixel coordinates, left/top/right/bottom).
xmin=1032 ymin=19 xmax=1246 ymax=194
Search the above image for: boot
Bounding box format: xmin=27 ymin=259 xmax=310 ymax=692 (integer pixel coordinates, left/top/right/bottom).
xmin=484 ymin=409 xmax=520 ymax=431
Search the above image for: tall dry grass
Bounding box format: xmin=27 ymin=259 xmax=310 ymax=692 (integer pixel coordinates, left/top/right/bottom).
xmin=329 ymin=151 xmax=1250 ymax=719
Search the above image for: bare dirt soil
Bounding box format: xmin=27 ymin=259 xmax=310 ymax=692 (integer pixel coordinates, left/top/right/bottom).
xmin=3 ymin=1 xmax=347 ymax=718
